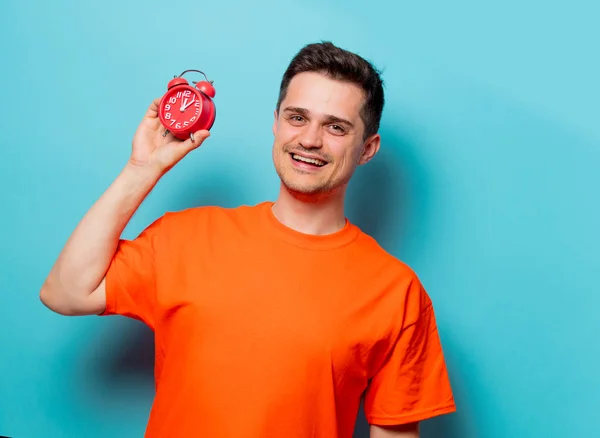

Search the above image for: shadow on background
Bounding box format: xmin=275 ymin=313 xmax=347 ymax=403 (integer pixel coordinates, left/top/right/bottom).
xmin=100 ymin=321 xmax=155 ymax=383
xmin=345 ymin=125 xmax=434 ymax=261
xmin=345 ymin=127 xmax=413 ymax=252
xmin=348 ymin=127 xmax=464 ymax=437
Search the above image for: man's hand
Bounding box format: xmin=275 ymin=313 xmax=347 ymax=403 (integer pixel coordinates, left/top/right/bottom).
xmin=370 ymin=422 xmax=419 ymax=438
xmin=129 ymin=97 xmax=210 ymax=177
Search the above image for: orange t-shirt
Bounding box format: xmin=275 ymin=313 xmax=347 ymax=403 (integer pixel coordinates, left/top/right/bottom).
xmin=101 ymin=201 xmax=455 ymax=437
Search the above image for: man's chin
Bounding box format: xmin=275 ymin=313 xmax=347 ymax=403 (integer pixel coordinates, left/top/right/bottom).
xmin=280 ymin=179 xmax=338 ymax=201
xmin=284 ymin=182 xmax=321 ymax=195
xmin=275 ymin=167 xmax=338 ymax=198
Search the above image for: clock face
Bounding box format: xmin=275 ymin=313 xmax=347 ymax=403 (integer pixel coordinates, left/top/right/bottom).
xmin=161 ymin=87 xmax=202 ymax=131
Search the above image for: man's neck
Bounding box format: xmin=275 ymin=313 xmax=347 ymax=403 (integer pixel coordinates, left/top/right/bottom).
xmin=271 ymin=184 xmax=347 ymax=236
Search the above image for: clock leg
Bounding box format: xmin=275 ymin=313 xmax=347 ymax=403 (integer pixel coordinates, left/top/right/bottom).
xmin=190 ymin=132 xmax=195 ymax=143
xmin=162 ymin=129 xmax=170 ymax=137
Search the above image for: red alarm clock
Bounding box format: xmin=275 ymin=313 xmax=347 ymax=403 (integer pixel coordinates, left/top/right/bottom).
xmin=158 ymin=69 xmax=216 ymax=142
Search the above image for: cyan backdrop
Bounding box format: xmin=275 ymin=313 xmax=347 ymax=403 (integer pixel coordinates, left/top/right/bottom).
xmin=1 ymin=0 xmax=598 ymax=437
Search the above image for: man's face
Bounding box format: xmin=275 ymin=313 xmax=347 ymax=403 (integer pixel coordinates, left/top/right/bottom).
xmin=272 ymin=72 xmax=380 ymax=198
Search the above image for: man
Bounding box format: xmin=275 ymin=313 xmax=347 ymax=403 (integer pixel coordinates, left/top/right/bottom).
xmin=40 ymin=41 xmax=456 ymax=437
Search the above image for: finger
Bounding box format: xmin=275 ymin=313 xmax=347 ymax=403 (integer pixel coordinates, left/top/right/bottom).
xmin=167 ymin=130 xmax=210 ymax=164
xmin=144 ymin=97 xmax=162 ymax=119
xmin=160 ymin=128 xmax=176 ymax=144
xmin=185 ymin=130 xmax=210 ymax=150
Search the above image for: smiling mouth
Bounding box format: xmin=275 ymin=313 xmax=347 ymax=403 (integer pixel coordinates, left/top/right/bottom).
xmin=290 ymin=153 xmax=328 ymax=167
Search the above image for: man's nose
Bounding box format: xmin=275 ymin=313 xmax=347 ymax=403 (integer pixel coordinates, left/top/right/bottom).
xmin=298 ymin=123 xmax=323 ymax=149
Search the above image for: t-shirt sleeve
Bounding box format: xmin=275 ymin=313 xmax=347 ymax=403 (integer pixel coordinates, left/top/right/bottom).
xmin=99 ymin=216 xmax=164 ymax=329
xmin=363 ymin=277 xmax=456 ymax=425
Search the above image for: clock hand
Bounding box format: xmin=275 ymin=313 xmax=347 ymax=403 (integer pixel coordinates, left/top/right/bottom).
xmin=180 ymin=98 xmax=187 ymax=112
xmin=181 ymin=99 xmax=196 ymax=111
xmin=182 ymin=98 xmax=196 ymax=111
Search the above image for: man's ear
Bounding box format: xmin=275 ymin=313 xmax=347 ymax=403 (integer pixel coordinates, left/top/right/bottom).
xmin=358 ymin=133 xmax=381 ymax=165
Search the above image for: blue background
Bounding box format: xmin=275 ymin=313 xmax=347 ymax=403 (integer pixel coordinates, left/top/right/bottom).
xmin=1 ymin=0 xmax=599 ymax=437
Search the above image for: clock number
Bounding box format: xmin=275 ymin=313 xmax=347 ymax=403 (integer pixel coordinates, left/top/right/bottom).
xmin=165 ymin=112 xmax=172 ymax=120
xmin=176 ymin=123 xmax=182 ymax=129
xmin=165 ymin=104 xmax=171 ymax=111
xmin=184 ymin=121 xmax=189 ymax=127
xmin=169 ymin=97 xmax=176 ymax=104
xmin=190 ymin=116 xmax=196 ymax=122
xmin=195 ymin=101 xmax=200 ymax=107
xmin=176 ymin=92 xmax=182 ymax=98
xmin=183 ymin=90 xmax=192 ymax=97
xmin=170 ymin=119 xmax=176 ymax=126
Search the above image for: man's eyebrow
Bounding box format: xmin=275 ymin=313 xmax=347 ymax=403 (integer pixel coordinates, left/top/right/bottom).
xmin=283 ymin=106 xmax=309 ymax=116
xmin=282 ymin=106 xmax=354 ymax=128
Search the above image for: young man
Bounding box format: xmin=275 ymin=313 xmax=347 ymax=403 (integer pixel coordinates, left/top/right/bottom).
xmin=40 ymin=42 xmax=456 ymax=437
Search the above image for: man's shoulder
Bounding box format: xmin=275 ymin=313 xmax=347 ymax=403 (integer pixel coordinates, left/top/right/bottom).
xmin=354 ymin=229 xmax=416 ymax=275
xmin=159 ymin=201 xmax=268 ymax=231
xmin=351 ymin=229 xmax=432 ymax=315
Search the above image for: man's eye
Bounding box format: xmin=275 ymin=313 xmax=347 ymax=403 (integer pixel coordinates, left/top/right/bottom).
xmin=328 ymin=124 xmax=346 ymax=134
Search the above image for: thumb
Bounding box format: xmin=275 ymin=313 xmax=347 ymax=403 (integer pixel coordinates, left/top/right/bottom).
xmin=181 ymin=129 xmax=210 ymax=152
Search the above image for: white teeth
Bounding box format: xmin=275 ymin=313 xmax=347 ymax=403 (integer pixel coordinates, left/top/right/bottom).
xmin=292 ymin=154 xmax=326 ymax=166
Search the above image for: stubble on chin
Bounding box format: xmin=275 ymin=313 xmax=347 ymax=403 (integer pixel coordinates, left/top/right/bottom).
xmin=274 ymin=146 xmax=343 ymax=198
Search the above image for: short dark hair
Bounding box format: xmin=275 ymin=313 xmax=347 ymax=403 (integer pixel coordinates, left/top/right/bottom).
xmin=276 ymin=41 xmax=385 ymax=139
